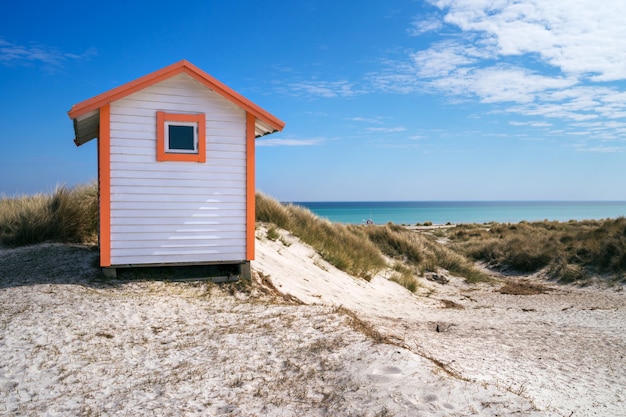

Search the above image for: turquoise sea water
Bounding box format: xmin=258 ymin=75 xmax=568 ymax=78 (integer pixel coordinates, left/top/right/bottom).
xmin=292 ymin=201 xmax=626 ymax=225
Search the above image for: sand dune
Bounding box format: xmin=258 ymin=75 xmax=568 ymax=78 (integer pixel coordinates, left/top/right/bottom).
xmin=1 ymin=228 xmax=625 ymax=416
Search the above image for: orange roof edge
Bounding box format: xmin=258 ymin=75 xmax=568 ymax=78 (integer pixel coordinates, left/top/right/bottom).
xmin=67 ymin=60 xmax=285 ymax=132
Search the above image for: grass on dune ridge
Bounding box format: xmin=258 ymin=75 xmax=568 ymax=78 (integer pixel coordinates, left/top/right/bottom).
xmin=2 ymin=183 xmax=624 ymax=287
xmin=256 ymin=193 xmax=489 ymax=287
xmin=256 ymin=192 xmax=387 ymax=281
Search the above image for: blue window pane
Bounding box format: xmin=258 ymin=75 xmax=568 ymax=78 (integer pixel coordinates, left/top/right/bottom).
xmin=168 ymin=125 xmax=195 ymax=151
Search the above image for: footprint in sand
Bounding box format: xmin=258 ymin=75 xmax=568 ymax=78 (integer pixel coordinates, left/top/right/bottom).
xmin=368 ymin=365 xmax=403 ymax=383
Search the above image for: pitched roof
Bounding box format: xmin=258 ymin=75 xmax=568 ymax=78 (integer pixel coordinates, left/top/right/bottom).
xmin=68 ymin=60 xmax=285 ymax=145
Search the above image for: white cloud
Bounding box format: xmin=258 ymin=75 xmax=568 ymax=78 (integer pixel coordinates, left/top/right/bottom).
xmin=430 ymin=65 xmax=577 ymax=103
xmin=510 ymin=121 xmax=552 ymax=127
xmin=410 ymin=41 xmax=482 ymax=78
xmin=346 ymin=116 xmax=387 ymax=124
xmin=0 ymin=38 xmax=96 ymax=68
xmin=572 ymin=144 xmax=623 ymax=153
xmin=428 ymin=0 xmax=626 ymax=81
xmin=365 ymin=0 xmax=626 ymax=142
xmin=366 ymin=127 xmax=407 ymax=133
xmin=288 ymin=80 xmax=356 ymax=98
xmin=407 ymin=16 xmax=443 ymax=36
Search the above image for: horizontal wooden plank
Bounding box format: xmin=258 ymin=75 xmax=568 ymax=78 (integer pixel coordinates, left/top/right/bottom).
xmin=110 ymin=161 xmax=245 ymax=175
xmin=110 ymin=253 xmax=246 ymax=266
xmin=122 ymin=91 xmax=241 ymax=111
xmin=108 ymin=133 xmax=244 ymax=148
xmin=111 ymin=224 xmax=246 ymax=233
xmin=109 ymin=156 xmax=246 ymax=167
xmin=110 ymin=208 xmax=246 ymax=218
xmin=110 ymin=216 xmax=244 ymax=226
xmin=109 ymin=149 xmax=243 ymax=162
xmin=111 ymin=200 xmax=244 ymax=210
xmin=110 ymin=119 xmax=244 ymax=135
xmin=110 ymin=104 xmax=241 ymax=122
xmin=110 ymin=236 xmax=245 ymax=248
xmin=117 ymin=96 xmax=244 ymax=119
xmin=111 ymin=245 xmax=245 ymax=257
xmin=110 ymin=176 xmax=244 ymax=188
xmin=110 ymin=145 xmax=156 ymax=156
xmin=109 ymin=192 xmax=245 ymax=203
xmin=110 ymin=144 xmax=245 ymax=158
xmin=110 ymin=112 xmax=154 ymax=125
xmin=110 ymin=185 xmax=246 ymax=196
xmin=109 ymin=172 xmax=245 ymax=183
xmin=110 ymin=120 xmax=154 ymax=132
xmin=122 ymin=76 xmax=242 ymax=109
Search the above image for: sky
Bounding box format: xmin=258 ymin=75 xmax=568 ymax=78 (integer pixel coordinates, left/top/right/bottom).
xmin=1 ymin=0 xmax=625 ymax=201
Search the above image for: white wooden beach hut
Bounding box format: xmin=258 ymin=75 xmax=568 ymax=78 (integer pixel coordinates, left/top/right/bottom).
xmin=68 ymin=60 xmax=285 ymax=278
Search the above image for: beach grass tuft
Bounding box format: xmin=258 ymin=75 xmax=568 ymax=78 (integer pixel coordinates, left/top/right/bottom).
xmin=364 ymin=223 xmax=490 ymax=284
xmin=0 ymin=183 xmax=98 ymax=247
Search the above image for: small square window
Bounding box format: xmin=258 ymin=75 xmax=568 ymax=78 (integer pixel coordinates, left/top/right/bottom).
xmin=157 ymin=112 xmax=206 ymax=162
xmin=166 ymin=122 xmax=197 ymax=153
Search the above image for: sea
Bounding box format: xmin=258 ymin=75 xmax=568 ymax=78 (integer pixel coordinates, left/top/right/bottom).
xmin=291 ymin=201 xmax=626 ymax=225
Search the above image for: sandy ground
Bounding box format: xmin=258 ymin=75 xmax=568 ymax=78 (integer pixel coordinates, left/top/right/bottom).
xmin=1 ymin=227 xmax=625 ymax=416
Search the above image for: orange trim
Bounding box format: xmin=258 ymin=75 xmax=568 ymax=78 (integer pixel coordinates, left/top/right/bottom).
xmin=99 ymin=104 xmax=111 ymax=267
xmin=156 ymin=112 xmax=206 ymax=162
xmin=68 ymin=60 xmax=285 ymax=133
xmin=246 ymin=112 xmax=256 ymax=261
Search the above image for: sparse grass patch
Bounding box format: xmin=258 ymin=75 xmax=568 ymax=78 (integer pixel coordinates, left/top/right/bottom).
xmin=390 ymin=262 xmax=419 ymax=293
xmin=498 ymin=280 xmax=550 ymax=295
xmin=440 ymin=299 xmax=464 ymax=309
xmin=334 ymin=306 xmax=390 ymax=345
xmin=266 ymin=224 xmax=280 ymax=241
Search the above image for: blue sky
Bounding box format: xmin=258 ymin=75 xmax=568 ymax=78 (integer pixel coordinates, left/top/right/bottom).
xmin=1 ymin=0 xmax=625 ymax=201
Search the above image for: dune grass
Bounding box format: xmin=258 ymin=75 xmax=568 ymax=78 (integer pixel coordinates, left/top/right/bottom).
xmin=256 ymin=193 xmax=488 ymax=287
xmin=0 ymin=183 xmax=98 ymax=247
xmin=363 ymin=223 xmax=489 ymax=284
xmin=256 ymin=193 xmax=387 ymax=280
xmin=447 ymin=219 xmax=626 ymax=283
xmin=11 ymin=185 xmax=615 ymax=289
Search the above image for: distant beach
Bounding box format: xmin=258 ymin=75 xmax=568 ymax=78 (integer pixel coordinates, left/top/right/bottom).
xmin=293 ymin=201 xmax=626 ymax=225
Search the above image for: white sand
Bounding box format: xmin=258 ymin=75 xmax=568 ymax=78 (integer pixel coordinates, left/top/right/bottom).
xmin=1 ymin=228 xmax=624 ymax=416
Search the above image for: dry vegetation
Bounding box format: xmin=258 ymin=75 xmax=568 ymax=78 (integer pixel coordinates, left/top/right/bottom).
xmin=256 ymin=193 xmax=488 ymax=289
xmin=2 ymin=184 xmax=623 ymax=289
xmin=362 ymin=223 xmax=489 ymax=284
xmin=445 ymin=219 xmax=626 ymax=284
xmin=0 ymin=183 xmax=98 ymax=247
xmin=256 ymin=193 xmax=387 ymax=280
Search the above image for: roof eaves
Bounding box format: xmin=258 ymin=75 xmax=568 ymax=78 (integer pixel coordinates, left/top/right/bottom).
xmin=67 ymin=61 xmax=187 ymax=120
xmin=68 ymin=60 xmax=285 ymax=144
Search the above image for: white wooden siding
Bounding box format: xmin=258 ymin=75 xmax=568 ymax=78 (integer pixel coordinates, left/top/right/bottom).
xmin=109 ymin=73 xmax=248 ymax=266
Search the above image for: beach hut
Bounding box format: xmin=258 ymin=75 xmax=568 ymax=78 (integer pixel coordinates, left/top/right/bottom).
xmin=68 ymin=60 xmax=285 ymax=278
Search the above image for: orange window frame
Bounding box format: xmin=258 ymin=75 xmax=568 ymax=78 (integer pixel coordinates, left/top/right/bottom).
xmin=156 ymin=111 xmax=206 ymax=162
